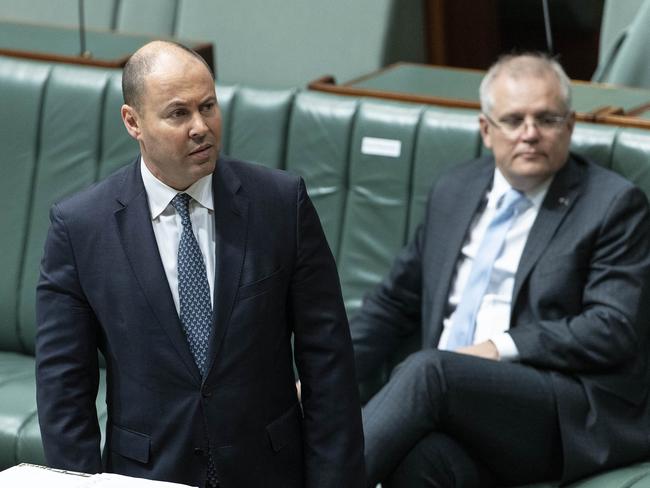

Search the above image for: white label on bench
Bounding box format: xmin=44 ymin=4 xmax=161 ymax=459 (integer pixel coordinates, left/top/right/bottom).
xmin=361 ymin=137 xmax=402 ymax=158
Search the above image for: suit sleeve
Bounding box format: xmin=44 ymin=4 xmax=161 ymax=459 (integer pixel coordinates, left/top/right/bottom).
xmin=349 ymin=223 xmax=424 ymax=381
xmin=509 ymin=185 xmax=650 ymax=373
xmin=289 ymin=179 xmax=366 ymax=488
xmin=35 ymin=204 xmax=103 ymax=473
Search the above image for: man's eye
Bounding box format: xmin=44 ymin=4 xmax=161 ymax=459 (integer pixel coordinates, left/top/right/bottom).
xmin=500 ymin=116 xmax=524 ymax=129
xmin=170 ymin=109 xmax=187 ymax=118
xmin=200 ymin=102 xmax=216 ymax=113
xmin=537 ymin=114 xmax=562 ymax=127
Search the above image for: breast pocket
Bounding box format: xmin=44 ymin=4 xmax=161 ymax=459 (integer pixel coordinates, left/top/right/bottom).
xmin=237 ymin=266 xmax=286 ymax=302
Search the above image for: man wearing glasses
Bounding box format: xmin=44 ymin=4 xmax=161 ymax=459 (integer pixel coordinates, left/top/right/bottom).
xmin=352 ymin=53 xmax=650 ymax=487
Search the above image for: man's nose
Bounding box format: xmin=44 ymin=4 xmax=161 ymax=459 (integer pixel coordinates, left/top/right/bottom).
xmin=189 ymin=112 xmax=208 ymax=138
xmin=520 ymin=117 xmax=541 ymax=140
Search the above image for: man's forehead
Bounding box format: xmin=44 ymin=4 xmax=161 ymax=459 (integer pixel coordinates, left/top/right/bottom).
xmin=143 ymin=57 xmax=214 ymax=93
xmin=491 ymin=73 xmax=564 ymax=109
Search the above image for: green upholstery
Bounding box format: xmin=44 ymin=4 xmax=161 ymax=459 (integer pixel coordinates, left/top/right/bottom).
xmin=1 ymin=55 xmax=650 ymax=486
xmin=570 ymin=122 xmax=619 ymax=168
xmin=0 ymin=58 xmax=49 ymax=353
xmin=612 ymin=129 xmax=650 ymax=201
xmin=114 ymin=0 xmax=178 ymax=36
xmin=17 ymin=65 xmax=114 ymax=354
xmin=173 ymin=0 xmax=427 ymax=87
xmin=337 ymin=101 xmax=422 ymax=315
xmin=225 ymin=87 xmax=295 ymax=169
xmin=216 ymin=84 xmax=238 ymax=156
xmin=99 ymin=73 xmax=139 ymax=179
xmin=409 ymin=106 xmax=483 ymax=238
xmin=0 ymin=0 xmax=115 ymax=29
xmin=285 ymin=92 xmax=358 ymax=260
xmin=593 ymin=0 xmax=650 ymax=88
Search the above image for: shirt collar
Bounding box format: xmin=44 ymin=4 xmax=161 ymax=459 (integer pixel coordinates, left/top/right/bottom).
xmin=491 ymin=168 xmax=553 ymax=211
xmin=140 ymin=158 xmax=214 ymax=220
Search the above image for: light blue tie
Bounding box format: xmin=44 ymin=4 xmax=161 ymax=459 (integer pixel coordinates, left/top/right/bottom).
xmin=445 ymin=188 xmax=530 ymax=350
xmin=170 ymin=193 xmax=213 ymax=377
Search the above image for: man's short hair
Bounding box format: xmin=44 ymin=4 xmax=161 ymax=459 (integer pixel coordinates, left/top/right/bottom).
xmin=479 ymin=53 xmax=572 ymax=115
xmin=122 ymin=41 xmax=214 ymax=111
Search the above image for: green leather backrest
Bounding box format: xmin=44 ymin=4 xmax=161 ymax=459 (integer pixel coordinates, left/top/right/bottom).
xmin=0 ymin=58 xmax=51 ymax=353
xmin=570 ymin=123 xmax=619 ymax=168
xmin=225 ymin=87 xmax=295 ymax=169
xmin=337 ymin=101 xmax=422 ymax=315
xmin=17 ymin=64 xmax=114 ymax=354
xmin=409 ymin=107 xmax=482 ymax=238
xmin=612 ymin=128 xmax=650 ymax=201
xmin=216 ymin=84 xmax=238 ymax=157
xmin=285 ymin=91 xmax=358 ymax=260
xmin=99 ymin=72 xmax=139 ymax=179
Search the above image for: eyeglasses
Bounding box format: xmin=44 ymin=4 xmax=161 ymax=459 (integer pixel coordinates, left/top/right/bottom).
xmin=483 ymin=112 xmax=570 ymax=136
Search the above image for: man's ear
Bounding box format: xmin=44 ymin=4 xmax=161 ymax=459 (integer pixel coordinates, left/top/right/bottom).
xmin=478 ymin=114 xmax=493 ymax=150
xmin=121 ymin=104 xmax=141 ymax=140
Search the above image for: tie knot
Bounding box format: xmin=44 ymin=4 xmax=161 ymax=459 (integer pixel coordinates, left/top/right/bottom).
xmin=171 ymin=193 xmax=192 ymax=224
xmin=497 ymin=188 xmax=530 ymax=217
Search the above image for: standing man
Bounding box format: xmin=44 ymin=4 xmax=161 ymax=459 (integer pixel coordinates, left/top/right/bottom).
xmin=36 ymin=41 xmax=364 ymax=488
xmin=352 ymin=53 xmax=650 ymax=487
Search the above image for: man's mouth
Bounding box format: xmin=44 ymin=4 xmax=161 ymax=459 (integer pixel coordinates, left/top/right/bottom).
xmin=189 ymin=144 xmax=212 ymax=156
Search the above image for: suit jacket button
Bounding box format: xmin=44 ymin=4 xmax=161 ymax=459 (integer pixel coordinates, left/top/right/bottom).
xmin=194 ymin=447 xmax=205 ymax=456
xmin=202 ymin=389 xmax=212 ymax=398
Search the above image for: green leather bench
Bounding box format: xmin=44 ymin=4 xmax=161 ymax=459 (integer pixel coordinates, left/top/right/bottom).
xmin=2 ymin=55 xmax=650 ymax=487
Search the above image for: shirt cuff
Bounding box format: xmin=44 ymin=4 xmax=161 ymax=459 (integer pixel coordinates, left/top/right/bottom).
xmin=491 ymin=332 xmax=519 ymax=361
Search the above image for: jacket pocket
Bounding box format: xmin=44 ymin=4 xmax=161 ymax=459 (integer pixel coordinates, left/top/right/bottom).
xmin=110 ymin=424 xmax=150 ymax=464
xmin=237 ymin=266 xmax=285 ymax=301
xmin=266 ymin=403 xmax=302 ymax=452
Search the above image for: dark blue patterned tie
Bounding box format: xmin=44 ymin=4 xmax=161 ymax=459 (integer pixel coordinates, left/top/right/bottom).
xmin=170 ymin=193 xmax=213 ymax=376
xmin=170 ymin=193 xmax=218 ymax=487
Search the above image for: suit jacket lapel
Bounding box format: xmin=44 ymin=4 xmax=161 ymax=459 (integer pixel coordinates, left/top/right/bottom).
xmin=511 ymin=156 xmax=584 ymax=311
xmin=426 ymin=160 xmax=494 ymax=346
xmin=114 ymin=159 xmax=202 ymax=383
xmin=205 ymin=160 xmax=249 ymax=377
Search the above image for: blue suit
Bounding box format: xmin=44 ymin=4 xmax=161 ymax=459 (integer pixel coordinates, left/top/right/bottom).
xmin=36 ymin=157 xmax=365 ymax=487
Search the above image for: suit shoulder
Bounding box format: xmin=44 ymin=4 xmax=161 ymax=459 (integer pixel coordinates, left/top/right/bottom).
xmin=219 ymin=158 xmax=301 ymax=196
xmin=577 ymin=156 xmax=645 ymax=199
xmin=55 ymin=161 xmax=135 ymax=218
xmin=436 ymin=156 xmax=491 ymax=184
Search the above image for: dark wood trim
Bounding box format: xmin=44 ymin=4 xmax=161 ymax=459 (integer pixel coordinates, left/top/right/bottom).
xmin=0 ymin=48 xmax=125 ymax=68
xmin=595 ymin=114 xmax=650 ymax=130
xmin=628 ymin=102 xmax=650 ymax=117
xmin=0 ymin=41 xmax=214 ymax=72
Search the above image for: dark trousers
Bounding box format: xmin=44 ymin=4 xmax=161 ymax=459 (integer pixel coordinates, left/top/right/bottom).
xmin=362 ymin=350 xmax=563 ymax=487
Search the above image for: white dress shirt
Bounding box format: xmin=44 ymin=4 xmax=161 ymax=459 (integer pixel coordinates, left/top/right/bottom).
xmin=438 ymin=168 xmax=552 ymax=360
xmin=140 ymin=159 xmax=216 ymax=314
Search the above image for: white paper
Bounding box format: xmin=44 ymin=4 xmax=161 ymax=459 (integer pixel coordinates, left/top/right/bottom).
xmin=361 ymin=136 xmax=402 ymax=158
xmin=0 ymin=464 xmax=197 ymax=488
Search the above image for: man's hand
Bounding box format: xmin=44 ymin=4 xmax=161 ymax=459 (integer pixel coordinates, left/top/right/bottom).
xmin=455 ymin=340 xmax=499 ymax=360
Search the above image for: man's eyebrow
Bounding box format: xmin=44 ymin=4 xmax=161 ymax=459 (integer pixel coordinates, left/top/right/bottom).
xmin=163 ymin=100 xmax=188 ymax=111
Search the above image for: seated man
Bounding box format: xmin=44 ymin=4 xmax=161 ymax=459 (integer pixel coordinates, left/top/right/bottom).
xmin=351 ymin=53 xmax=650 ymax=487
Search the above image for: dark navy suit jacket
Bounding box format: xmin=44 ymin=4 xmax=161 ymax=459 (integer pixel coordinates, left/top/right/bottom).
xmin=352 ymin=154 xmax=650 ymax=482
xmin=36 ymin=157 xmax=365 ymax=487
